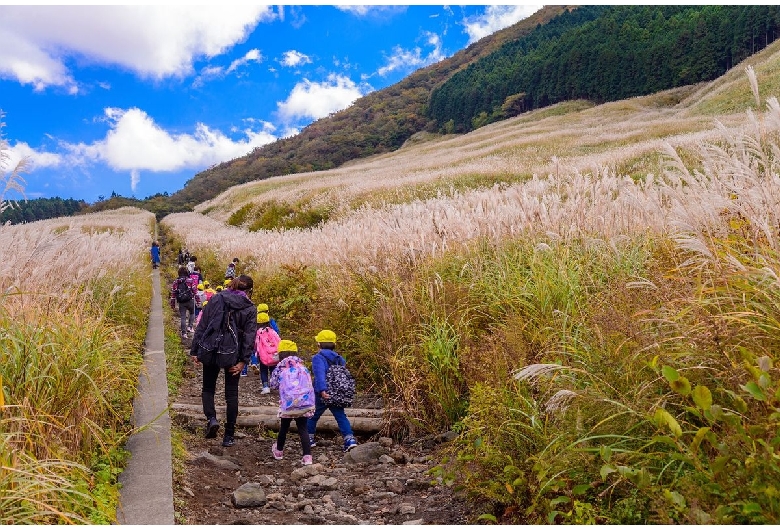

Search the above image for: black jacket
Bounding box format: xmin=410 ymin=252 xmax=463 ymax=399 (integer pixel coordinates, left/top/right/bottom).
xmin=190 ymin=289 xmax=257 ymax=367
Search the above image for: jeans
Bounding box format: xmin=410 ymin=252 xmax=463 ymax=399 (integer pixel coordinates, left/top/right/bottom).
xmin=277 ymin=417 xmax=311 ymax=456
xmin=307 ymin=395 xmax=353 ymax=439
xmin=259 ymin=362 xmax=271 ymax=386
xmin=178 ymin=299 xmax=195 ymax=334
xmin=201 ymin=362 xmax=240 ymax=436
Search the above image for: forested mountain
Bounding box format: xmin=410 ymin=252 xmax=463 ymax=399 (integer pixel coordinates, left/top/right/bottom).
xmin=82 ymin=4 xmax=779 ymax=218
xmin=428 ymin=5 xmax=780 ymax=132
xmin=161 ymin=6 xmax=572 ymax=212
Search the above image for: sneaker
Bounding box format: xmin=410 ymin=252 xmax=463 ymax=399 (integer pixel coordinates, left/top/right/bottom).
xmin=205 ymin=417 xmax=219 ymax=439
xmin=343 ymin=437 xmax=358 ymax=452
xmin=260 ymin=385 xmax=270 ymax=395
xmin=309 ymin=435 xmax=316 ymax=448
xmin=240 ymin=371 xmax=248 ymax=377
xmin=222 ymin=435 xmax=235 ymax=447
xmin=301 ymin=455 xmax=313 ymax=466
xmin=271 ymin=443 xmax=284 ymax=460
xmin=251 ymin=364 xmax=260 ymax=375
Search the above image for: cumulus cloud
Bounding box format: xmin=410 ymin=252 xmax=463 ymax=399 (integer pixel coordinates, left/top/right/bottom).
xmin=0 ymin=5 xmax=275 ymax=90
xmin=61 ymin=107 xmax=277 ymax=193
xmin=6 ymin=141 xmax=62 ymax=170
xmin=376 ymin=32 xmax=444 ymax=77
xmin=335 ymin=6 xmax=406 ymax=17
xmin=463 ymin=5 xmax=543 ymax=44
xmin=276 ymin=74 xmax=370 ymax=122
xmin=280 ymin=50 xmax=312 ymax=68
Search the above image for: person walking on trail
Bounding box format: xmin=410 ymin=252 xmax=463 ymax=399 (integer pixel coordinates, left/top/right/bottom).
xmin=225 ymin=257 xmax=239 ymax=281
xmin=170 ymin=266 xmax=198 ymax=337
xmin=270 ymin=340 xmax=315 ymax=466
xmin=307 ymin=329 xmax=358 ymax=452
xmin=189 ymin=275 xmax=257 ymax=448
xmin=250 ymin=311 xmax=281 ymax=388
xmin=150 ymin=240 xmax=161 ymax=269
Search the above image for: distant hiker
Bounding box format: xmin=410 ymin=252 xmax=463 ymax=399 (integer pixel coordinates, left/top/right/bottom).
xmin=183 ymin=248 xmax=190 ymax=264
xmin=177 ymin=248 xmax=185 ymax=266
xmin=307 ymin=330 xmax=358 ymax=452
xmin=150 ymin=240 xmax=160 ymax=269
xmin=256 ymin=303 xmax=280 ymax=334
xmin=170 ymin=266 xmax=198 ymax=337
xmin=225 ymin=258 xmax=239 ymax=281
xmin=187 ymin=255 xmax=197 ymax=274
xmin=270 ymin=340 xmax=315 ymax=466
xmin=189 ymin=275 xmax=257 ymax=448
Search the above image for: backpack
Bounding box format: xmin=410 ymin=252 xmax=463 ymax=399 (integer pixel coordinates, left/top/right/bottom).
xmin=277 ymin=359 xmax=315 ymax=416
xmin=175 ymin=278 xmax=193 ymax=304
xmin=255 ymin=326 xmax=281 ymax=366
xmin=197 ymin=304 xmax=239 ymax=368
xmin=322 ymin=355 xmax=356 ymax=408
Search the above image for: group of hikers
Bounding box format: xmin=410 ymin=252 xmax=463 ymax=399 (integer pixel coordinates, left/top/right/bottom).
xmin=159 ymin=244 xmax=358 ymax=466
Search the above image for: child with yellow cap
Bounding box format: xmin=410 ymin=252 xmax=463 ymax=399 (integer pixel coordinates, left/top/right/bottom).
xmin=307 ymin=329 xmax=358 ymax=452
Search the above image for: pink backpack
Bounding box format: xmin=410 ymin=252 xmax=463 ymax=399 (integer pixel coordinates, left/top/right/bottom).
xmin=255 ymin=326 xmax=281 ymax=366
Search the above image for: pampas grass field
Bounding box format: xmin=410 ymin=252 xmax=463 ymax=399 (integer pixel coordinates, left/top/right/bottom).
xmin=3 ymin=37 xmax=780 ymax=524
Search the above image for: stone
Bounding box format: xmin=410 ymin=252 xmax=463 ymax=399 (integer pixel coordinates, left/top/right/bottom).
xmin=397 ymin=503 xmax=416 ymax=515
xmin=378 ymin=436 xmax=394 ymax=447
xmin=402 ymin=519 xmax=426 ymax=525
xmin=230 ymin=482 xmax=266 ymax=508
xmin=343 ymin=442 xmax=387 ymax=464
xmin=197 ymin=451 xmax=242 ymax=470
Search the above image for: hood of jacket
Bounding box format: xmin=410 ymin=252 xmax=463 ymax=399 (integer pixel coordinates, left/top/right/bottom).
xmin=220 ymin=289 xmax=254 ymax=311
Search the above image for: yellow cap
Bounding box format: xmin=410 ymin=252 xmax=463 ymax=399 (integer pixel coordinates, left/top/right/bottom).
xmin=257 ymin=303 xmax=269 ymax=312
xmin=278 ymin=339 xmax=298 ymax=352
xmin=315 ymin=329 xmax=337 ymax=343
xmin=257 ymin=312 xmax=270 ymax=324
xmin=197 ymin=283 xmax=204 ymax=290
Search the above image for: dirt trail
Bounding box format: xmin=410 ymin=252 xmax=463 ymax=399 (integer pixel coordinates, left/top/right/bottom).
xmin=170 ymin=334 xmax=473 ymax=525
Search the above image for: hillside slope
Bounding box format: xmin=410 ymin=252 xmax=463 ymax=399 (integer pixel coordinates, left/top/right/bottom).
xmin=164 ymin=6 xmax=572 ymax=211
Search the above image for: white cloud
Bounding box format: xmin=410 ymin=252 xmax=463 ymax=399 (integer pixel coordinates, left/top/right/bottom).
xmin=335 ymin=6 xmax=406 ymax=18
xmin=7 ymin=141 xmax=62 ymax=170
xmin=280 ymin=50 xmax=312 ymax=68
xmin=0 ymin=6 xmax=276 ymax=90
xmin=376 ymin=32 xmax=444 ymax=77
xmin=276 ymin=74 xmax=370 ymax=122
xmin=463 ymin=5 xmax=543 ymax=45
xmin=61 ymin=107 xmax=277 ymax=191
xmin=226 ymin=48 xmax=263 ymax=74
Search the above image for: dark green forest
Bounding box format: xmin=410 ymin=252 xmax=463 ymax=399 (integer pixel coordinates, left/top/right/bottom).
xmin=0 ymin=197 xmax=87 ymax=224
xmin=428 ymin=5 xmax=780 ymax=132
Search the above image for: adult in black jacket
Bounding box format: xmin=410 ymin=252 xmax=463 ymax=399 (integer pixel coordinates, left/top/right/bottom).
xmin=190 ymin=274 xmax=257 ymax=447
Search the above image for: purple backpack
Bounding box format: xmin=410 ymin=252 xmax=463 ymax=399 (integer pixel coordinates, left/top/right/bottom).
xmin=277 ymin=358 xmax=315 ymax=416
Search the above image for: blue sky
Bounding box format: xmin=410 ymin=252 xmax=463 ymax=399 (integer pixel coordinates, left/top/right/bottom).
xmin=0 ymin=5 xmax=542 ymax=204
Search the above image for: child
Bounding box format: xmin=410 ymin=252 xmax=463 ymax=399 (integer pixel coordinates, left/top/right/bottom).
xmin=194 ymin=299 xmax=207 ymax=327
xmin=225 ymin=257 xmax=239 ymax=281
xmin=194 ymin=283 xmax=206 ymax=319
xmin=256 ymin=303 xmax=280 ymax=334
xmin=203 ymin=281 xmax=216 ymax=301
xmin=269 ymin=340 xmax=315 ymax=466
xmin=249 ymin=312 xmax=280 ymax=386
xmin=307 ymin=329 xmax=358 ymax=452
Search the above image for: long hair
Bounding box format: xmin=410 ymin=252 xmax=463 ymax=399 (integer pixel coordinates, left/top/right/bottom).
xmin=229 ymin=274 xmax=254 ymax=294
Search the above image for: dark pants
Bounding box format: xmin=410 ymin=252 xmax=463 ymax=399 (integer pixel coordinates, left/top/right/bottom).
xmin=260 ymin=363 xmax=271 ymax=386
xmin=277 ymin=416 xmax=311 ymax=456
xmin=178 ymin=299 xmax=195 ymax=334
xmin=201 ymin=363 xmax=240 ymax=436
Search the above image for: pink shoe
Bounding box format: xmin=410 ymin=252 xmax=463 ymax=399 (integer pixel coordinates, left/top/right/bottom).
xmin=301 ymin=455 xmax=313 ymax=466
xmin=271 ymin=443 xmax=283 ymax=460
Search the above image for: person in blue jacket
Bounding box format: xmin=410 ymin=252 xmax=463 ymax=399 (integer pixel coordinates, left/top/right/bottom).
xmin=150 ymin=240 xmax=161 ymax=269
xmin=306 ymin=329 xmax=358 ymax=452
